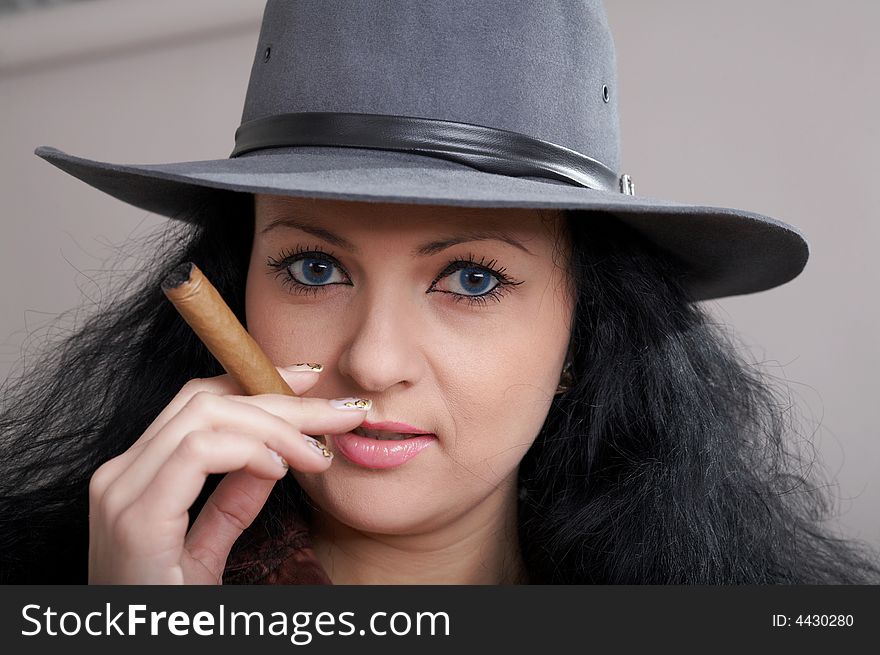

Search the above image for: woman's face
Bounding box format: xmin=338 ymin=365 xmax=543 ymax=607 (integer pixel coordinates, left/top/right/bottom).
xmin=246 ymin=193 xmax=574 ymax=535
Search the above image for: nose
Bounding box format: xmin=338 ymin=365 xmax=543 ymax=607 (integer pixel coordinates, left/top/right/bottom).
xmin=335 ymin=287 xmax=424 ymax=393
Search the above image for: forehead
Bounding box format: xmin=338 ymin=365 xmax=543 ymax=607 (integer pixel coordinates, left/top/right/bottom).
xmin=254 ymin=194 xmax=562 ymax=237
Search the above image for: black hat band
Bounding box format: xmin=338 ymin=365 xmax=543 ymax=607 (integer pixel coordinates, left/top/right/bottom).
xmin=231 ymin=111 xmax=627 ymax=192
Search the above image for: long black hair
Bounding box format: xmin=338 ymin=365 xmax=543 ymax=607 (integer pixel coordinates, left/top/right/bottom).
xmin=1 ymin=193 xmax=878 ymax=583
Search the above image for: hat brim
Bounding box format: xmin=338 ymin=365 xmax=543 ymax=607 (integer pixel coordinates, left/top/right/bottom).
xmin=34 ymin=145 xmax=809 ymax=302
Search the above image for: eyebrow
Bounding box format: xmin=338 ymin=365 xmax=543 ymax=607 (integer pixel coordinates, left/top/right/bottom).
xmin=260 ymin=216 xmax=535 ymax=256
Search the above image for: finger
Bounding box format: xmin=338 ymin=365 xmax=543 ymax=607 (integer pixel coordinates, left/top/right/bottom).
xmin=134 ymin=366 xmax=323 ymax=450
xmin=222 ymin=393 xmax=372 ymax=437
xmin=97 ymin=366 xmax=323 ymax=488
xmin=102 ymin=392 xmax=343 ymax=514
xmin=117 ymin=431 xmax=291 ymax=552
xmin=183 ymin=469 xmax=276 ymax=577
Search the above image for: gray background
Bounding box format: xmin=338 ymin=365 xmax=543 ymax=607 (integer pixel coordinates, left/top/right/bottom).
xmin=1 ymin=0 xmax=877 ymax=549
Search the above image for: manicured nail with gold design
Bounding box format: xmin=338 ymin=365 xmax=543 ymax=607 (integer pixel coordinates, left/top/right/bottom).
xmin=283 ymin=362 xmax=323 ymax=372
xmin=303 ymin=435 xmax=333 ymax=460
xmin=329 ymin=397 xmax=372 ymax=411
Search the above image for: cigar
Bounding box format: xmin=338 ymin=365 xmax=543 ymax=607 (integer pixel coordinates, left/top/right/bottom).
xmin=161 ymin=261 xmax=329 ymax=449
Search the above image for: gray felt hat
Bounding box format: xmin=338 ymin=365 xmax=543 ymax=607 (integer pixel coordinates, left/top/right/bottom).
xmin=34 ymin=0 xmax=809 ymax=302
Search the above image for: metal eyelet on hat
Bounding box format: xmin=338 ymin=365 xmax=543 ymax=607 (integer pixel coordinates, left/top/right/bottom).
xmin=264 ymin=45 xmax=272 ymax=62
xmin=603 ymin=85 xmax=610 ymax=103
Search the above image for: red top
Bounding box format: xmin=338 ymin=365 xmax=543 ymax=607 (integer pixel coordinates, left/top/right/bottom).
xmin=222 ymin=510 xmax=332 ymax=585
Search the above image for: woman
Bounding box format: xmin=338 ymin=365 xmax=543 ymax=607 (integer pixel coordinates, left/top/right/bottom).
xmin=98 ymin=193 xmax=574 ymax=585
xmin=3 ymin=190 xmax=879 ymax=584
xmin=3 ymin=0 xmax=880 ymax=583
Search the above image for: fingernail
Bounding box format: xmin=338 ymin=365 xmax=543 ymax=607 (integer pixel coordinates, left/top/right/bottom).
xmin=329 ymin=397 xmax=372 ymax=411
xmin=303 ymin=435 xmax=333 ymax=461
xmin=283 ymin=362 xmax=323 ymax=372
xmin=267 ymin=448 xmax=289 ymax=469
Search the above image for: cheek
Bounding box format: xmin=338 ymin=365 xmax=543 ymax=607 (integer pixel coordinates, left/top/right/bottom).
xmin=439 ymin=343 xmax=557 ymax=469
xmin=246 ymin=257 xmax=299 ymax=364
xmin=437 ymin=291 xmax=572 ymax=480
xmin=245 ymin=257 xmax=280 ymax=351
xmin=245 ymin=255 xmax=334 ymax=361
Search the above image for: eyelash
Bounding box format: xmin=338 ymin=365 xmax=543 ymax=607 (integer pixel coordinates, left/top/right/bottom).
xmin=265 ymin=243 xmax=524 ymax=307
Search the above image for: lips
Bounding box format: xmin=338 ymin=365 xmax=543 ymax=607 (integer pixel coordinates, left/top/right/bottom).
xmin=359 ymin=420 xmax=433 ymax=435
xmin=352 ymin=427 xmax=413 ymax=441
xmin=332 ymin=431 xmax=438 ymax=469
xmin=330 ymin=418 xmax=436 ymax=468
xmin=352 ymin=426 xmax=427 ymax=440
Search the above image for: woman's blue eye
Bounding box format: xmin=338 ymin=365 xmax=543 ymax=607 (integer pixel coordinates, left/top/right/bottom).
xmin=267 ymin=247 xmax=523 ymax=307
xmin=435 ymin=266 xmax=499 ymax=296
xmin=289 ymin=256 xmax=346 ymax=286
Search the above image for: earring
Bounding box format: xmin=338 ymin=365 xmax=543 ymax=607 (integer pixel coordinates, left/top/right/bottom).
xmin=555 ymin=359 xmax=574 ymax=395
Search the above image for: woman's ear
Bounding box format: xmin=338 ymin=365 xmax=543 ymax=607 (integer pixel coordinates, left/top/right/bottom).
xmin=555 ymin=338 xmax=576 ymax=395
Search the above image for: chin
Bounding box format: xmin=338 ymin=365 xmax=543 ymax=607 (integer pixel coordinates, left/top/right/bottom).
xmin=293 ymin=472 xmax=463 ymax=535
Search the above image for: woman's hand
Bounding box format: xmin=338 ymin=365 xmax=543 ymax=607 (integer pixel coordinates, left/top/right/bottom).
xmin=87 ymin=366 xmax=367 ymax=584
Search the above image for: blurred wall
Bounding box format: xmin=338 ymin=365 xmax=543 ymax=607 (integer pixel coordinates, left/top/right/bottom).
xmin=1 ymin=0 xmax=878 ymax=548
